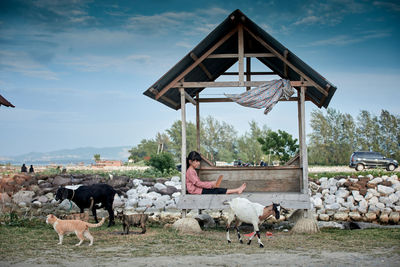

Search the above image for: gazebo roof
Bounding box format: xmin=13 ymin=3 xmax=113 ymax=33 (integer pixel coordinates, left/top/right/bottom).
xmin=143 ymin=9 xmax=336 ymax=110
xmin=0 ymin=94 xmax=15 ymax=108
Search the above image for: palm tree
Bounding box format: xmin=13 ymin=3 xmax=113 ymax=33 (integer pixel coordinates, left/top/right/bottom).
xmin=155 ymin=132 xmax=170 ymax=154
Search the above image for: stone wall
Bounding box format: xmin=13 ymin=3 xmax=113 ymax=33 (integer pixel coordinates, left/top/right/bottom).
xmin=1 ymin=172 xmax=399 ymax=225
xmin=310 ymin=174 xmax=400 ymax=224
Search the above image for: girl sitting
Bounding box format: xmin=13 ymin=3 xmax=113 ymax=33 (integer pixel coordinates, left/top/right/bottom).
xmin=186 ymin=151 xmax=246 ymax=194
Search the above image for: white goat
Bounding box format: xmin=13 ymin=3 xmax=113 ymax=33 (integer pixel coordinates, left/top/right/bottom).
xmin=225 ymin=197 xmax=281 ymax=248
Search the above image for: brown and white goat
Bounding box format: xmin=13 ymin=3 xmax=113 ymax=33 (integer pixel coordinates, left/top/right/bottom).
xmin=225 ymin=197 xmax=281 ymax=248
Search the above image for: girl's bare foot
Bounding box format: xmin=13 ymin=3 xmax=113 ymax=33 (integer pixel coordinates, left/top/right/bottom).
xmin=238 ymin=183 xmax=246 ymax=194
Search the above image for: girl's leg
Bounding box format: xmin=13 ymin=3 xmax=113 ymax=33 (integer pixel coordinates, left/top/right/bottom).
xmin=226 ymin=183 xmax=246 ymax=194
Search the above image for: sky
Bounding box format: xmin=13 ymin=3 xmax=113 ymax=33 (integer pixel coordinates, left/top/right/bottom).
xmin=0 ymin=0 xmax=399 ymax=157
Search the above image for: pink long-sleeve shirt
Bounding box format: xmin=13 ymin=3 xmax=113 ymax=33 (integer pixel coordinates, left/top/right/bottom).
xmin=186 ymin=167 xmax=213 ymax=194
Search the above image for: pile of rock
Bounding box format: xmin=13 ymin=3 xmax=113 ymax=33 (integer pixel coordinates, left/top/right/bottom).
xmin=0 ymin=173 xmax=184 ymax=219
xmin=310 ymin=174 xmax=400 ymax=224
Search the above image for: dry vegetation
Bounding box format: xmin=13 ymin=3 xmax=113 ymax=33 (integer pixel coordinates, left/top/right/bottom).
xmin=1 ymin=219 xmax=399 ymax=266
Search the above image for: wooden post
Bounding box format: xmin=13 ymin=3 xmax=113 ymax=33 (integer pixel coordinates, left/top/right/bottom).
xmin=246 ymin=57 xmax=251 ymax=91
xmin=238 ymin=24 xmax=244 ymax=86
xmin=180 ymin=87 xmax=187 ymax=217
xmin=297 ymin=78 xmax=309 ymax=196
xmin=196 ymin=92 xmax=200 ymax=152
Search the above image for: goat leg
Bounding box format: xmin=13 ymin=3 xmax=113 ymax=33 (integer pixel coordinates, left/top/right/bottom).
xmin=235 ymin=226 xmax=243 ymax=244
xmin=247 ymin=232 xmax=256 ymax=245
xmin=256 ymin=231 xmax=264 ymax=248
xmin=226 ymin=227 xmax=231 ymax=243
xmin=92 ymin=206 xmax=98 ymax=223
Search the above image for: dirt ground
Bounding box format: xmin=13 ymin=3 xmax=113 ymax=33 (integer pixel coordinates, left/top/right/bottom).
xmin=1 ymin=249 xmax=399 ymax=267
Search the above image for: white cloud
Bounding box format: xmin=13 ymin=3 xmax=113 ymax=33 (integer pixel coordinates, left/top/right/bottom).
xmin=303 ymin=30 xmax=390 ymax=47
xmin=373 ymin=1 xmax=400 ymax=12
xmin=0 ymin=50 xmax=58 ymax=80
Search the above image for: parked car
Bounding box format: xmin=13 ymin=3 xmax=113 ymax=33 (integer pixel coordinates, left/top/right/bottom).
xmin=349 ymin=151 xmax=398 ymax=171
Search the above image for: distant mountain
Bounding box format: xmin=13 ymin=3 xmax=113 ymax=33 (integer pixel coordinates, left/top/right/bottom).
xmin=0 ymin=146 xmax=132 ymax=165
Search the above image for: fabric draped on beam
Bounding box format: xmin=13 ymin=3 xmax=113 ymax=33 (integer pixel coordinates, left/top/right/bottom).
xmin=224 ymin=79 xmax=294 ymax=115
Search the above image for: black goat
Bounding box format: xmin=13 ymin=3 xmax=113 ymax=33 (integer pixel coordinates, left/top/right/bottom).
xmin=55 ymin=183 xmax=117 ymax=227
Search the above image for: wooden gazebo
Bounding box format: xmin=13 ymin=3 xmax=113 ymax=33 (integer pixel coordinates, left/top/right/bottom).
xmin=143 ymin=9 xmax=336 ymax=212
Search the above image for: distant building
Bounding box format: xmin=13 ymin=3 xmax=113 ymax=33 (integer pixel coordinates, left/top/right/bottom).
xmin=95 ymin=160 xmax=123 ymax=167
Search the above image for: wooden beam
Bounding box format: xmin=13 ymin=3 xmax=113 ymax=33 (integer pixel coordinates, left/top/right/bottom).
xmin=184 ymin=91 xmax=196 ymax=106
xmin=238 ymin=24 xmax=244 ymax=86
xmin=298 ymin=78 xmax=309 ymax=195
xmin=197 ymin=97 xmax=302 ymax=103
xmin=196 ymin=92 xmax=200 ymax=152
xmin=190 ymin=52 xmax=213 ymax=80
xmin=246 ymin=57 xmax=251 ymax=91
xmin=175 ymin=80 xmax=312 ymax=88
xmin=155 ymin=27 xmax=238 ymax=100
xmin=207 ymin=53 xmax=274 ymax=58
xmin=149 ymin=87 xmax=179 ymax=108
xmin=244 ymin=26 xmax=328 ymax=97
xmin=222 ymin=71 xmax=277 ymax=75
xmin=180 ymin=88 xmax=187 ymax=196
xmin=177 ymin=192 xmax=310 ymax=210
xmin=283 ymin=49 xmax=288 ymax=78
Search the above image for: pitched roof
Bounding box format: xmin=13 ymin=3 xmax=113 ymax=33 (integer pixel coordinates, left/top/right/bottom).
xmin=0 ymin=94 xmax=15 ymax=108
xmin=143 ymin=9 xmax=336 ymax=110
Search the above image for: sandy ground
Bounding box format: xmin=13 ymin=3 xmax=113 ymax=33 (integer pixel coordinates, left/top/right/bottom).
xmin=1 ymin=250 xmax=399 ymax=267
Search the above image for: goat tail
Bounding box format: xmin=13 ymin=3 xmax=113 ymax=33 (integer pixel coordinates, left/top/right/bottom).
xmin=86 ymin=217 xmax=105 ymax=228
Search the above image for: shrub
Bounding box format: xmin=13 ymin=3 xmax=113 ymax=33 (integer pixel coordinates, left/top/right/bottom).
xmin=146 ymin=152 xmax=176 ymax=174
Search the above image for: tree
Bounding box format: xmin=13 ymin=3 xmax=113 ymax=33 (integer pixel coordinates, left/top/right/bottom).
xmin=155 ymin=132 xmax=170 ymax=154
xmin=237 ymin=121 xmax=267 ymax=164
xmin=378 ymin=110 xmax=400 ymax=159
xmin=257 ymin=129 xmax=298 ymax=164
xmin=166 ymin=120 xmax=198 ymax=161
xmin=356 ymin=110 xmax=380 ymax=152
xmin=201 ymin=116 xmax=237 ymax=162
xmin=93 ymin=154 xmax=101 ymax=161
xmin=308 ymin=108 xmax=356 ymax=165
xmin=146 ymin=152 xmax=176 ymax=173
xmin=128 ymin=138 xmax=158 ymax=162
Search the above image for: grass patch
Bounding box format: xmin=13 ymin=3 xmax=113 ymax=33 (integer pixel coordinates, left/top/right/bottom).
xmin=308 ymin=169 xmax=398 ymax=181
xmin=35 ymin=166 xmax=180 ymax=179
xmin=1 ymin=220 xmax=399 ymax=265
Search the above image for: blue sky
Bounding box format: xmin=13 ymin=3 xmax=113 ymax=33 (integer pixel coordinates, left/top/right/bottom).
xmin=0 ymin=0 xmax=399 ymax=157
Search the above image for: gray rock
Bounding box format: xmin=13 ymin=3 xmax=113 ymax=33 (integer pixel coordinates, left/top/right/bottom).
xmin=38 ymin=195 xmax=48 ymax=203
xmin=318 ymin=221 xmax=345 ymax=229
xmin=329 ymin=186 xmax=337 ymax=194
xmin=32 ymin=201 xmax=42 ymax=208
xmin=325 ymin=203 xmax=340 ymax=210
xmin=138 ymin=198 xmax=153 ymax=207
xmin=369 ymin=177 xmax=383 ymax=184
xmin=39 ymin=182 xmax=52 ymax=188
xmin=132 ymin=179 xmax=143 ymax=187
xmin=172 ymin=218 xmax=202 ymax=233
xmin=170 ymin=176 xmax=180 ymax=183
xmin=107 ymin=176 xmax=129 ymax=188
xmin=377 ymin=185 xmax=395 ymax=195
xmin=195 ymin=213 xmax=216 ymax=228
xmin=154 ymin=182 xmax=167 ymax=191
xmin=58 ymin=199 xmax=79 ymax=211
xmin=52 ymin=176 xmax=71 ymax=186
xmin=12 ymin=191 xmax=35 ymax=204
xmin=324 ymin=194 xmax=336 ymax=204
xmin=335 ymin=188 xmax=350 ymax=198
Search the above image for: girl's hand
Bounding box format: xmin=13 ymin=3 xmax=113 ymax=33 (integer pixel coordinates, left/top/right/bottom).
xmin=211 ymin=181 xmax=217 ymax=188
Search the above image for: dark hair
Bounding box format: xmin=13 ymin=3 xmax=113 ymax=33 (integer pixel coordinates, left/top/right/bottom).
xmin=186 ymin=151 xmax=202 ymax=169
